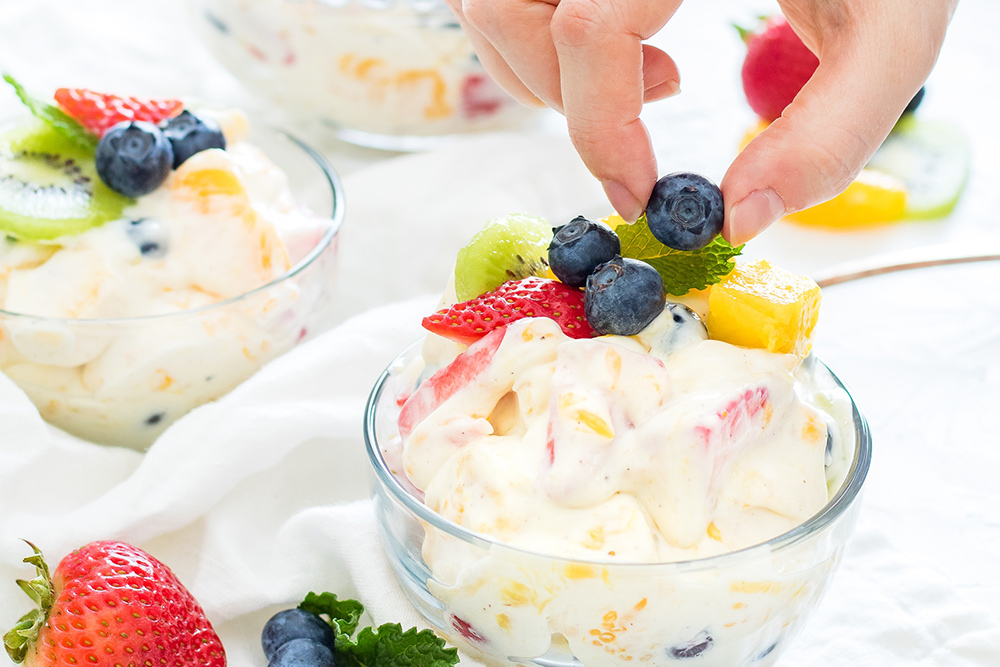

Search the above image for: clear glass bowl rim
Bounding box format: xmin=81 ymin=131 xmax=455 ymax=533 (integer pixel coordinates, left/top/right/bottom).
xmin=364 ymin=339 xmax=873 ymax=571
xmin=0 ymin=125 xmax=345 ymax=324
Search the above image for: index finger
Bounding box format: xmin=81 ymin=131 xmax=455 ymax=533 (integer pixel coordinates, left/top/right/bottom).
xmin=551 ymin=0 xmax=683 ymax=220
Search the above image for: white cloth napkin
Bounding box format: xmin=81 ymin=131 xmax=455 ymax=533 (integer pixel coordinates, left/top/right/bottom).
xmin=3 ymin=134 xmax=1000 ymax=667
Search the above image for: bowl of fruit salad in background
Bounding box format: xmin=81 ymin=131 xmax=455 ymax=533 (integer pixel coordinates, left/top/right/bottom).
xmin=192 ymin=0 xmax=541 ymax=152
xmin=737 ymin=15 xmax=969 ymax=228
xmin=0 ymin=77 xmax=344 ymax=450
xmin=364 ymin=174 xmax=872 ymax=666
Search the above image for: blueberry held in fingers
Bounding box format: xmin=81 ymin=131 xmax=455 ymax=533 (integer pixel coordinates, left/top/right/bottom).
xmin=645 ymin=172 xmax=724 ymax=251
xmin=95 ymin=121 xmax=174 ymax=197
xmin=585 ymin=256 xmax=665 ymax=336
xmin=548 ymin=216 xmax=621 ymax=288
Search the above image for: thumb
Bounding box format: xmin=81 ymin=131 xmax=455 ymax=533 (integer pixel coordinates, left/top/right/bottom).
xmin=720 ymin=25 xmax=940 ymax=245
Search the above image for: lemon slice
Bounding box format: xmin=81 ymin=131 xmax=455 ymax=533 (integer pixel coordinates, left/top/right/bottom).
xmin=785 ymin=169 xmax=907 ymax=229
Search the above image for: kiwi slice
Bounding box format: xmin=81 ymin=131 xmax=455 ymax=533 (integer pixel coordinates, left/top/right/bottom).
xmin=0 ymin=120 xmax=131 ymax=242
xmin=454 ymin=213 xmax=553 ymax=301
xmin=866 ymin=116 xmax=969 ymax=219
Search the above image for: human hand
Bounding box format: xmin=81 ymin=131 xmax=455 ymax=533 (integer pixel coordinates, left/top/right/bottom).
xmin=444 ymin=0 xmax=958 ymax=244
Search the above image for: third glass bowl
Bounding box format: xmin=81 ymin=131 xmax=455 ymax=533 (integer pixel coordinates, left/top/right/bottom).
xmin=194 ymin=0 xmax=541 ymax=151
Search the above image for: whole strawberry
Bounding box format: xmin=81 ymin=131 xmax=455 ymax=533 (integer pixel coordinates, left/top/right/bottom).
xmin=739 ymin=16 xmax=818 ymax=121
xmin=423 ymin=276 xmax=595 ymax=345
xmin=54 ymin=88 xmax=183 ymax=137
xmin=3 ymin=541 xmax=226 ymax=667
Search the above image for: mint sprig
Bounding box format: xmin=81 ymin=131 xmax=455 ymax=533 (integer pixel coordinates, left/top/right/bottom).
xmin=300 ymin=591 xmax=365 ymax=636
xmin=2 ymin=74 xmax=98 ymax=153
xmin=300 ymin=592 xmax=460 ymax=667
xmin=618 ymin=215 xmax=743 ymax=295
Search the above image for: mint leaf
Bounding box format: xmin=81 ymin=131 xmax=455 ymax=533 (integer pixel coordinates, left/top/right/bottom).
xmin=340 ymin=624 xmax=459 ymax=667
xmin=299 ymin=591 xmax=365 ymax=636
xmin=2 ymin=74 xmax=98 ymax=153
xmin=300 ymin=592 xmax=460 ymax=667
xmin=618 ymin=215 xmax=743 ymax=295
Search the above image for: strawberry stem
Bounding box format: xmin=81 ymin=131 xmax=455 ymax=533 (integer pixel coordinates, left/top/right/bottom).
xmin=733 ymin=22 xmax=753 ymax=43
xmin=3 ymin=541 xmax=55 ymax=664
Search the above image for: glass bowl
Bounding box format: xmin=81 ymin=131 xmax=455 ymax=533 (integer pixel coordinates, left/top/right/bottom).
xmin=0 ymin=125 xmax=344 ymax=450
xmin=365 ymin=341 xmax=872 ymax=667
xmin=193 ymin=0 xmax=540 ymax=151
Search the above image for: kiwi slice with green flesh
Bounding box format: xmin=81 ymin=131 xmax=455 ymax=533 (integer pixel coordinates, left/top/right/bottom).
xmin=0 ymin=120 xmax=131 ymax=242
xmin=454 ymin=213 xmax=553 ymax=301
xmin=867 ymin=116 xmax=969 ymax=219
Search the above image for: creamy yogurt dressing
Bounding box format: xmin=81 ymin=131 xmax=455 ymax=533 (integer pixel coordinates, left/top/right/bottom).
xmin=199 ymin=0 xmax=536 ymax=143
xmin=0 ymin=118 xmax=333 ymax=448
xmin=403 ymin=315 xmax=849 ymax=561
xmin=393 ymin=311 xmax=856 ymax=666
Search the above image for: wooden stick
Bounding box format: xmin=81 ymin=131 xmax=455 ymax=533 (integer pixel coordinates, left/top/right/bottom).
xmin=813 ymin=247 xmax=1000 ymax=288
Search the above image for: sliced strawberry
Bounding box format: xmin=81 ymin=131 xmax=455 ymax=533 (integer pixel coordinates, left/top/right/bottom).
xmin=694 ymin=384 xmax=770 ymax=450
xmin=422 ymin=277 xmax=595 ymax=346
xmin=399 ymin=327 xmax=506 ymax=438
xmin=54 ymin=88 xmax=184 ymax=137
xmin=461 ymin=74 xmax=502 ymax=119
xmin=449 ymin=615 xmax=489 ymax=644
xmin=740 ymin=16 xmax=818 ymax=121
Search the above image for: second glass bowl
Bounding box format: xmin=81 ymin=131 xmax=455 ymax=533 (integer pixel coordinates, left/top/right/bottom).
xmin=365 ymin=341 xmax=872 ymax=667
xmin=0 ymin=125 xmax=344 ymax=450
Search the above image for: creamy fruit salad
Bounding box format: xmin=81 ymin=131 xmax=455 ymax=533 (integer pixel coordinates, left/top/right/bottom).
xmin=0 ymin=80 xmax=337 ymax=448
xmin=197 ymin=0 xmax=537 ymax=147
xmin=374 ymin=178 xmax=864 ymax=666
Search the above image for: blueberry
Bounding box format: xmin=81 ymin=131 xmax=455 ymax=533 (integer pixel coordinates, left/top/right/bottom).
xmin=755 ymin=641 xmax=779 ymax=661
xmin=585 ymin=256 xmax=665 ymax=336
xmin=902 ymin=86 xmax=925 ymax=116
xmin=95 ymin=121 xmax=174 ymax=198
xmin=269 ymin=638 xmax=336 ymax=667
xmin=548 ymin=216 xmax=621 ymax=288
xmin=644 ymin=302 xmax=707 ymax=357
xmin=645 ymin=172 xmax=724 ymax=251
xmin=161 ymin=110 xmax=226 ymax=168
xmin=667 ymin=630 xmax=714 ymax=659
xmin=824 ymin=415 xmax=836 ymax=466
xmin=126 ymin=218 xmax=168 ymax=259
xmin=262 ymin=608 xmax=337 ymax=661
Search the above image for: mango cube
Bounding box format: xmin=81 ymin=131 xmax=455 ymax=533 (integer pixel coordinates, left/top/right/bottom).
xmin=707 ymin=259 xmax=821 ymax=358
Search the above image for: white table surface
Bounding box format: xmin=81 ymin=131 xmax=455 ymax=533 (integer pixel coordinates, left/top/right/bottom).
xmin=1 ymin=0 xmax=999 ymax=664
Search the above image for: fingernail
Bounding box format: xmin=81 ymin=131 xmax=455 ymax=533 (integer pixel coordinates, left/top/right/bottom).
xmin=727 ymin=188 xmax=786 ymax=245
xmin=644 ymin=79 xmax=680 ymax=102
xmin=601 ymin=180 xmax=644 ymax=223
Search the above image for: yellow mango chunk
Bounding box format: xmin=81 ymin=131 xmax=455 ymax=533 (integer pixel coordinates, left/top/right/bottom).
xmin=707 ymin=259 xmax=820 ymax=358
xmin=174 ymin=167 xmax=245 ymax=199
